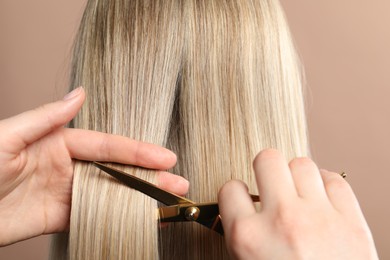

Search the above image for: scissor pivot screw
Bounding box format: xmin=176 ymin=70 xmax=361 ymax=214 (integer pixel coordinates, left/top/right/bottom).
xmin=185 ymin=206 xmax=200 ymax=221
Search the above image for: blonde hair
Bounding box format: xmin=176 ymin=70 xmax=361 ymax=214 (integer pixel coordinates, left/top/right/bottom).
xmin=50 ymin=0 xmax=308 ymax=259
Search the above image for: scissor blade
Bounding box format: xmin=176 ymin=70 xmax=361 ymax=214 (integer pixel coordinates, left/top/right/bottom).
xmin=93 ymin=162 xmax=193 ymax=206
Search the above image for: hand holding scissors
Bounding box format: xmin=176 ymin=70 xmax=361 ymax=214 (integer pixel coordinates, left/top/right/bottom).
xmin=94 ymin=161 xmax=260 ymax=235
xmin=218 ymin=149 xmax=378 ymax=260
xmin=0 ymin=87 xmax=188 ymax=246
xmin=92 ymin=150 xmax=376 ymax=260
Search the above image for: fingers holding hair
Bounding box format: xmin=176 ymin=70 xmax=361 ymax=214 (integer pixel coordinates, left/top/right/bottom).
xmin=64 ymin=129 xmax=177 ymax=170
xmin=0 ymin=86 xmax=177 ymax=170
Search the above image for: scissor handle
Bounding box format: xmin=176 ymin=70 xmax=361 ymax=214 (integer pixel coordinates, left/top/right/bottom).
xmin=159 ymin=203 xmax=219 ymax=222
xmin=159 ymin=194 xmax=260 ymax=235
xmin=159 ymin=203 xmax=224 ymax=234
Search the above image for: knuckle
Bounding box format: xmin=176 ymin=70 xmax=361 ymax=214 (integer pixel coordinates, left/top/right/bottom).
xmin=275 ymin=206 xmax=296 ymax=229
xmin=228 ymin=218 xmax=256 ymax=254
xmin=289 ymin=157 xmax=315 ymax=170
xmin=253 ymin=149 xmax=282 ymax=167
xmin=325 ymin=176 xmax=350 ymax=192
xmin=273 ymin=205 xmax=304 ymax=244
xmin=218 ymin=180 xmax=242 ymax=200
xmin=351 ymin=222 xmax=372 ymax=242
xmin=132 ymin=140 xmax=142 ymax=165
xmin=219 ymin=180 xmax=246 ymax=198
xmin=218 ymin=180 xmax=248 ymax=198
xmin=98 ymin=135 xmax=111 ymax=159
xmin=34 ymin=105 xmax=57 ymax=132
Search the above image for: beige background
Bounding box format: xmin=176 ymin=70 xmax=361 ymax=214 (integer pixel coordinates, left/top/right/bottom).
xmin=0 ymin=0 xmax=388 ymax=259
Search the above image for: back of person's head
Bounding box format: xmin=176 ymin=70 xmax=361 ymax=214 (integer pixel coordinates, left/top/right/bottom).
xmin=50 ymin=0 xmax=308 ymax=259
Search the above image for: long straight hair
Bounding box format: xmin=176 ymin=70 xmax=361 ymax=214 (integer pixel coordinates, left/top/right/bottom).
xmin=50 ymin=0 xmax=308 ymax=259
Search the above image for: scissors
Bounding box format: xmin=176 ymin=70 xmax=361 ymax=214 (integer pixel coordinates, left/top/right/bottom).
xmin=93 ymin=162 xmax=260 ymax=235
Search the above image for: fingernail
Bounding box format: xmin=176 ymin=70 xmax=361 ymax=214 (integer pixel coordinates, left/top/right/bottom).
xmin=169 ymin=151 xmax=177 ymax=162
xmin=63 ymin=86 xmax=83 ymax=101
xmin=172 ymin=176 xmax=190 ymax=194
xmin=176 ymin=178 xmax=190 ymax=195
xmin=162 ymin=149 xmax=177 ymax=167
xmin=179 ymin=178 xmax=190 ymax=188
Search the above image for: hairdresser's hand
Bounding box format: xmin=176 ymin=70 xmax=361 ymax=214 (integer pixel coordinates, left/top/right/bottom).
xmin=219 ymin=149 xmax=378 ymax=260
xmin=0 ymin=87 xmax=188 ymax=246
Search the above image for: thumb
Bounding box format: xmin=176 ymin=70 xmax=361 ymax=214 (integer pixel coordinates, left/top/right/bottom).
xmin=0 ymin=87 xmax=85 ymax=149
